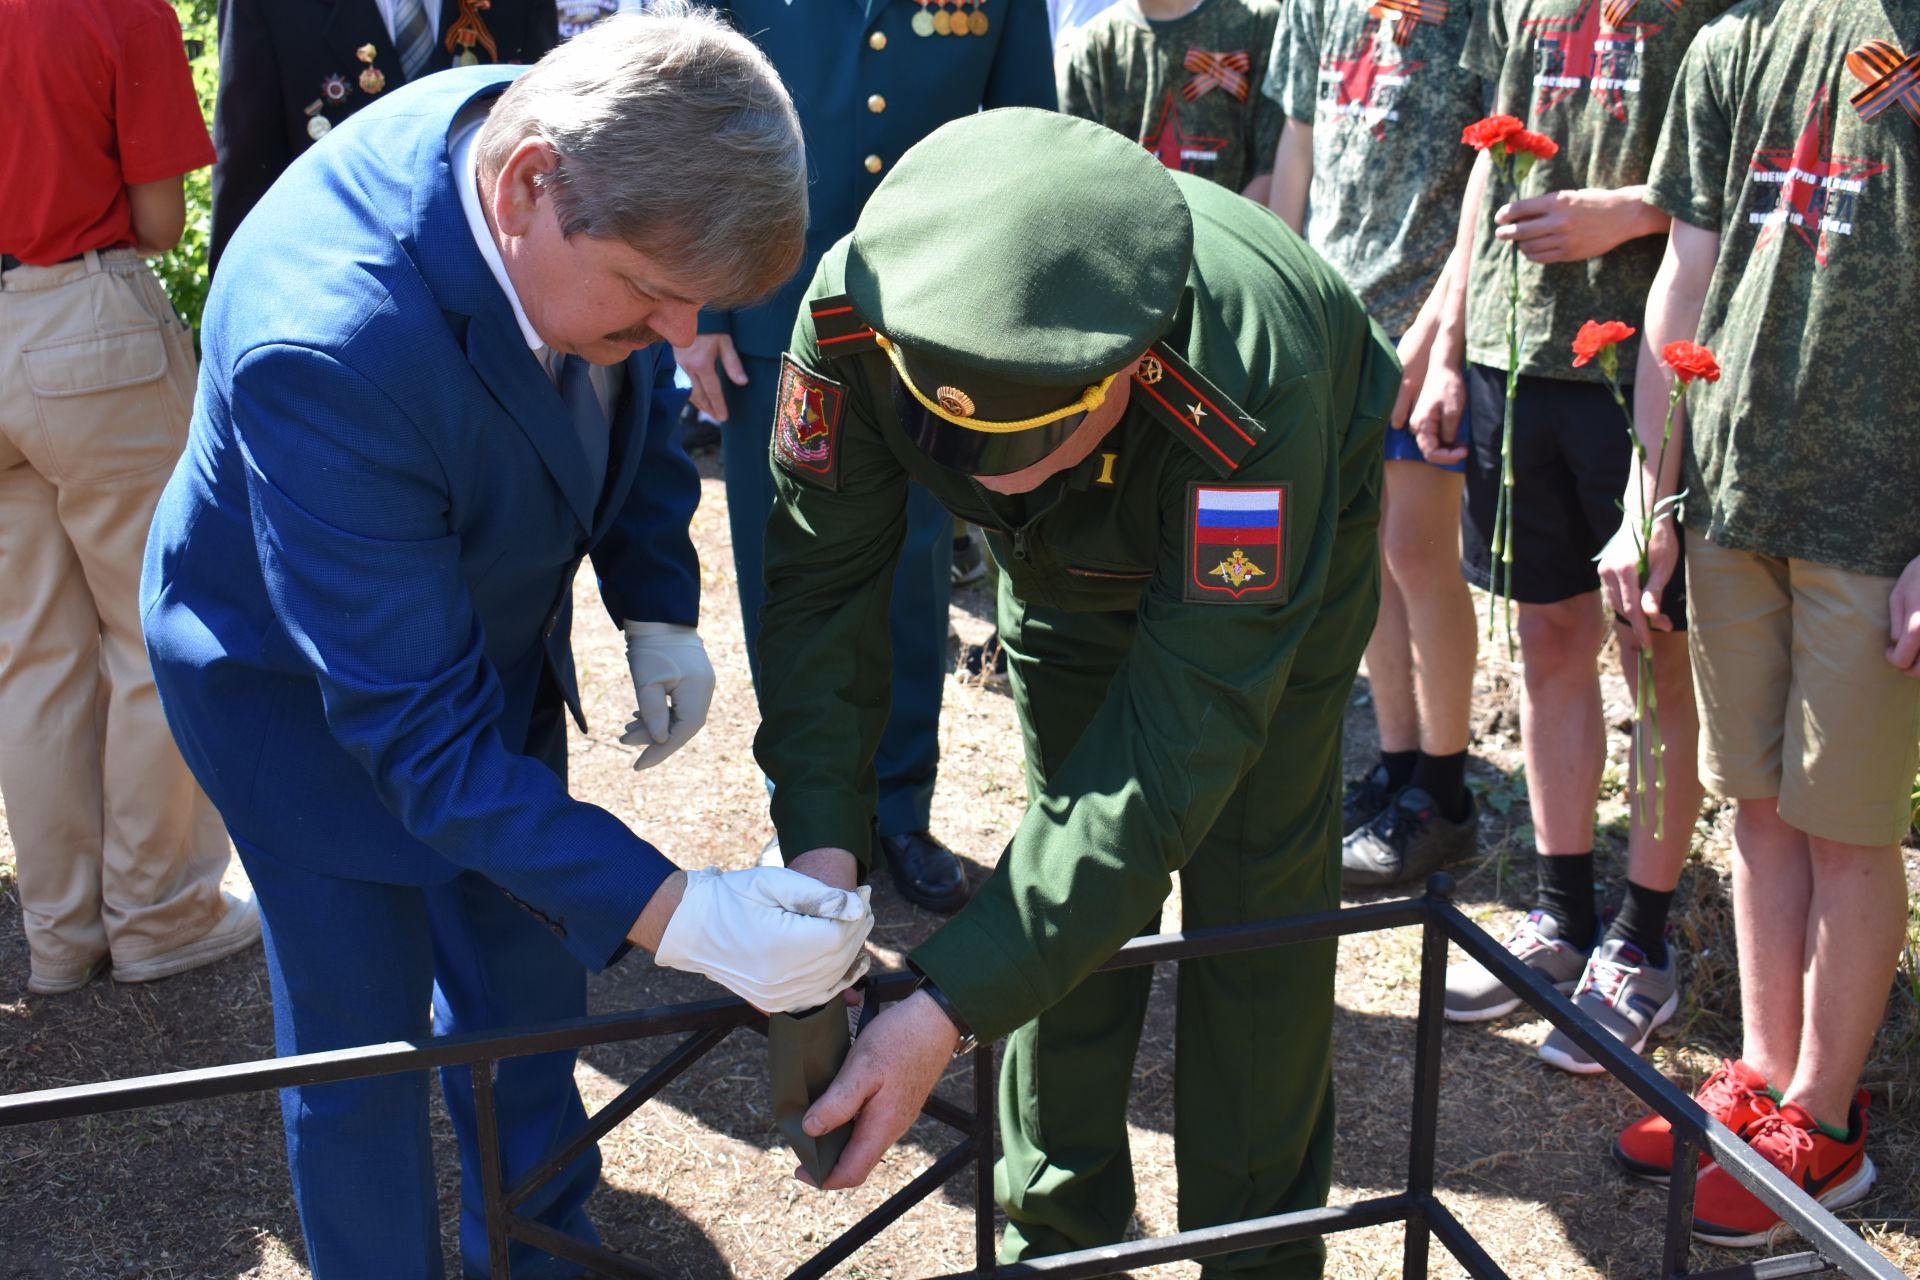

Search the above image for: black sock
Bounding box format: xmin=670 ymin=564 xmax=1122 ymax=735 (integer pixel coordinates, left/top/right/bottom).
xmin=1535 ymin=852 xmax=1596 ymax=950
xmin=1608 ymin=880 xmax=1673 ymax=966
xmin=1410 ymin=750 xmax=1470 ymax=822
xmin=1380 ymin=749 xmax=1418 ymax=791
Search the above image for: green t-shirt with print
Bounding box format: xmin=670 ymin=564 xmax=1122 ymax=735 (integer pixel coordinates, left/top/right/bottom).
xmin=1462 ymin=0 xmax=1738 ymax=382
xmin=1268 ymin=0 xmax=1484 ymax=336
xmin=1063 ymin=0 xmax=1287 ymax=194
xmin=1648 ymin=0 xmax=1920 ymax=578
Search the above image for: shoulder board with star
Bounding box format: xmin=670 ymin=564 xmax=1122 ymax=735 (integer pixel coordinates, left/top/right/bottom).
xmin=808 ymin=295 xmax=882 ymax=359
xmin=1130 ymin=343 xmax=1263 ymax=477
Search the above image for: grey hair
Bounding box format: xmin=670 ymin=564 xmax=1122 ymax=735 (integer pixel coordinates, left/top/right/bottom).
xmin=477 ymin=4 xmax=807 ymax=310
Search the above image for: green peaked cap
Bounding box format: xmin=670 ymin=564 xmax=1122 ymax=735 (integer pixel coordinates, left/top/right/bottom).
xmin=846 ymin=108 xmax=1195 ymax=425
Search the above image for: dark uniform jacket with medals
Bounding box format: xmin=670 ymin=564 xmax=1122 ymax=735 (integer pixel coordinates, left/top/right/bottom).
xmin=209 ymin=0 xmax=560 ymax=272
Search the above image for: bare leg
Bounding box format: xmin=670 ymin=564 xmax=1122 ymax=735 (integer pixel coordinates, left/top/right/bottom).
xmin=1380 ymin=461 xmax=1476 ymax=757
xmin=1618 ymin=625 xmax=1703 ymax=893
xmin=1366 ymin=483 xmax=1419 ymax=756
xmin=1515 ymin=594 xmax=1609 ymax=853
xmin=1731 ymin=798 xmax=1810 ymax=1089
xmin=1782 ymin=836 xmax=1907 ymax=1129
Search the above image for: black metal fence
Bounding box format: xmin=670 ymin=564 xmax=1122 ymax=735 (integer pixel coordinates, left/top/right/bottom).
xmin=0 ymin=877 xmax=1907 ymax=1280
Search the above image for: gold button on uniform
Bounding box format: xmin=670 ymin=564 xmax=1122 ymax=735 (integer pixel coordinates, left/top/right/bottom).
xmin=868 ymin=94 xmax=887 ymax=113
xmin=868 ymin=30 xmax=887 ymax=50
xmin=864 ymin=154 xmax=884 ymax=174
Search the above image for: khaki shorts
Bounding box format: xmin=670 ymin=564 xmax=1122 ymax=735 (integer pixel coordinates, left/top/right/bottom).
xmin=1687 ymin=535 xmax=1920 ymax=847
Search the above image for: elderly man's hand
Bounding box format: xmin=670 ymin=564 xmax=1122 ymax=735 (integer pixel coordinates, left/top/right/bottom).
xmin=1888 ymin=555 xmax=1920 ymax=677
xmin=796 ymin=990 xmax=960 ymax=1189
xmin=673 ymin=332 xmax=747 ymax=422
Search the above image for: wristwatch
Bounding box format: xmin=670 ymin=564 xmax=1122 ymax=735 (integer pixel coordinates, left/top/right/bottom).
xmin=912 ymin=975 xmax=979 ymax=1056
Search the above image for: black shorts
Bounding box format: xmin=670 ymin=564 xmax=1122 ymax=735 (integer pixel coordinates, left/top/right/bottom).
xmin=1462 ymin=364 xmax=1686 ymax=626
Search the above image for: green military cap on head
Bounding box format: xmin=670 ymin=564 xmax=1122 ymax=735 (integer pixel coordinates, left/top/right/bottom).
xmin=845 ymin=108 xmax=1195 ymax=476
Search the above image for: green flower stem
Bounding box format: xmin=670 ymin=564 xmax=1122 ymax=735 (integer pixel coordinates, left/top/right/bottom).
xmin=1489 ymin=151 xmax=1522 ymax=658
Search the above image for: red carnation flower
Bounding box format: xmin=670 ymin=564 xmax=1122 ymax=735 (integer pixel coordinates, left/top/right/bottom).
xmin=1461 ymin=115 xmax=1525 ymax=151
xmin=1511 ymin=130 xmax=1560 ymax=160
xmin=1663 ymin=340 xmax=1721 ymax=384
xmin=1571 ymin=319 xmax=1636 ymax=368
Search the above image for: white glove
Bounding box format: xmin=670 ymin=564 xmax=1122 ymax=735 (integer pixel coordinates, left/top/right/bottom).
xmin=620 ymin=621 xmax=715 ymax=771
xmin=654 ymin=866 xmax=874 ymax=1012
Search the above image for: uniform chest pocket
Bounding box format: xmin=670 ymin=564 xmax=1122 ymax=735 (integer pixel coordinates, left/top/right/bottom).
xmin=23 ymin=321 xmax=189 ymax=481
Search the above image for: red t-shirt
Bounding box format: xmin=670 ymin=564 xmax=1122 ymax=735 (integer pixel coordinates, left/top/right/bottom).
xmin=0 ymin=0 xmax=216 ymax=264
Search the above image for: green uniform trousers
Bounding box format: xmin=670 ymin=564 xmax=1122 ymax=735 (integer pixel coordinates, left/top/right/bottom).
xmin=993 ymin=485 xmax=1380 ymax=1279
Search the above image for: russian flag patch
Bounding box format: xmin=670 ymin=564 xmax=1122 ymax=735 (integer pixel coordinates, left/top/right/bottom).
xmin=1186 ymin=483 xmax=1287 ymax=602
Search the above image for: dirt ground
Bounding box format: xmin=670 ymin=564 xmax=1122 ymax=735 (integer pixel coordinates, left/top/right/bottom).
xmin=1 ymin=444 xmax=1915 ymax=1280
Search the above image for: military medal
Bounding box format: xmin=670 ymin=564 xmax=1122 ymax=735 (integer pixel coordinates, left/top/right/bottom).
xmin=933 ymin=0 xmax=952 ymax=36
xmin=321 ymin=73 xmax=350 ymax=103
xmin=447 ymin=0 xmax=500 ymax=66
xmin=356 ymin=44 xmax=385 ymax=94
xmin=303 ymin=98 xmax=331 ymax=140
xmin=971 ymin=3 xmax=990 ymax=35
xmin=949 ymin=0 xmax=969 ymax=36
xmin=912 ymin=0 xmax=935 ymax=36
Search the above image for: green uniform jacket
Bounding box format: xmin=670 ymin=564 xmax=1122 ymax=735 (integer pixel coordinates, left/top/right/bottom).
xmin=757 ymin=175 xmax=1397 ymax=1043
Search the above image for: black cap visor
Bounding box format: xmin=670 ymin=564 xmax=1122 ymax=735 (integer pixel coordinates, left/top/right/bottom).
xmin=890 ymin=375 xmax=1084 ymax=478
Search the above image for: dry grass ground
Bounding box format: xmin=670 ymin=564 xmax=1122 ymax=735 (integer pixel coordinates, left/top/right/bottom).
xmin=1 ymin=445 xmax=1915 ymax=1279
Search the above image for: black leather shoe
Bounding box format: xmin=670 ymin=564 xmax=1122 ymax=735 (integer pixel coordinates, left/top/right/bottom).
xmin=878 ymin=830 xmax=970 ymax=914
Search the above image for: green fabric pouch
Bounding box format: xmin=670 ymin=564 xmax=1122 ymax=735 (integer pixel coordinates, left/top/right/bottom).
xmin=768 ymin=1001 xmax=854 ymax=1184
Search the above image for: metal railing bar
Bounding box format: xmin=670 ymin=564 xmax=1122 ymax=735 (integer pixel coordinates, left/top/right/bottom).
xmin=920 ymin=1092 xmax=975 ymax=1134
xmin=504 ymin=1212 xmax=678 ymax=1280
xmin=922 ymin=1194 xmax=1418 ymax=1280
xmin=1667 ymin=1132 xmax=1703 ymax=1277
xmin=504 ymin=1025 xmax=733 ymax=1211
xmin=1434 ymin=901 xmax=1907 ymax=1280
xmin=1677 ymin=1252 xmax=1842 ymax=1280
xmin=473 ymin=1061 xmax=512 ymax=1280
xmin=973 ymin=1042 xmax=995 ymax=1272
xmin=1094 ymin=899 xmax=1426 ymax=972
xmin=1403 ymin=895 xmax=1453 ymax=1278
xmin=782 ymin=1138 xmax=980 ymax=1280
xmin=1422 ymin=1196 xmax=1512 ymax=1280
xmin=0 ymin=996 xmax=758 ymax=1128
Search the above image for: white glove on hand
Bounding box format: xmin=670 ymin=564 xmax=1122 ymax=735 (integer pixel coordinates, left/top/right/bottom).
xmin=654 ymin=866 xmax=874 ymax=1012
xmin=620 ymin=621 xmax=715 ymax=771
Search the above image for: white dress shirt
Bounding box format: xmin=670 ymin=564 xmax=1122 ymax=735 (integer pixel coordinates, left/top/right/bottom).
xmin=374 ymin=0 xmax=444 ymax=46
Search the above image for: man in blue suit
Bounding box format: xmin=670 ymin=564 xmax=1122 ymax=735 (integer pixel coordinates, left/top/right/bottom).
xmin=142 ymin=13 xmax=875 ymax=1276
xmin=675 ymin=0 xmax=1056 ymax=913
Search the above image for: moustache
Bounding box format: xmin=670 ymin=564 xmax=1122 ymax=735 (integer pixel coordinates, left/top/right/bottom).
xmin=605 ymin=324 xmax=664 ymax=348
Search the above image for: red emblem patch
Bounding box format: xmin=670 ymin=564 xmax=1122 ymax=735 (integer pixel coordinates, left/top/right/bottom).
xmin=1186 ymin=483 xmax=1287 ymax=603
xmin=771 ymin=355 xmax=845 ymax=490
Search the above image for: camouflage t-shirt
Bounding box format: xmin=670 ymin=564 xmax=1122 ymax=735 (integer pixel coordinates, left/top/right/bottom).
xmin=1268 ymin=0 xmax=1484 ymax=335
xmin=1462 ymin=0 xmax=1738 ymax=382
xmin=1648 ymin=0 xmax=1920 ymax=578
xmin=1062 ymin=0 xmax=1287 ymax=193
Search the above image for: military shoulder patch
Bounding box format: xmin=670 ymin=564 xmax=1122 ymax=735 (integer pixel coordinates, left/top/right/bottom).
xmin=772 ymin=355 xmax=845 ymax=490
xmin=808 ymin=295 xmax=881 ymax=358
xmin=1131 ymin=344 xmax=1264 ymax=477
xmin=1185 ymin=482 xmax=1288 ymax=604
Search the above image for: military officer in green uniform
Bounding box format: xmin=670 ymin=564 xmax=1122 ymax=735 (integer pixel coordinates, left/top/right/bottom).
xmin=763 ymin=109 xmax=1396 ymax=1277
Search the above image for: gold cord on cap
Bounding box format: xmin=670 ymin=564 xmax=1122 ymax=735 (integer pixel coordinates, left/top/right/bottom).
xmin=874 ymin=334 xmax=1114 ymax=434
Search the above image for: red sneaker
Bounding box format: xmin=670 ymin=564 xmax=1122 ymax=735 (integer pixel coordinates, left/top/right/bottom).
xmin=1613 ymin=1058 xmax=1773 ymax=1183
xmin=1692 ymin=1095 xmax=1876 ymax=1248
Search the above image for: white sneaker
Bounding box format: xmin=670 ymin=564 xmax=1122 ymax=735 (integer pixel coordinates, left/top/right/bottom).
xmin=113 ymin=890 xmax=262 ymax=984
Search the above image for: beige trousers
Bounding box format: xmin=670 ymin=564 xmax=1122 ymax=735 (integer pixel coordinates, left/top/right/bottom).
xmin=0 ymin=249 xmax=229 ymax=983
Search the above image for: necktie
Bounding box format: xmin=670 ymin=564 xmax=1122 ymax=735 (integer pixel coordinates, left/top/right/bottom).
xmin=394 ymin=0 xmax=435 ymax=80
xmin=558 ymin=354 xmax=610 ymax=501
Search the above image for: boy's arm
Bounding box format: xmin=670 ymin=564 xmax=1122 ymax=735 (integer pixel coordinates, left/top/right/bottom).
xmin=1495 ymin=184 xmax=1672 ymax=264
xmin=1597 ymin=218 xmax=1719 ymax=647
xmin=1408 ymin=147 xmax=1491 ymax=464
xmin=1266 ymin=119 xmax=1313 ymax=233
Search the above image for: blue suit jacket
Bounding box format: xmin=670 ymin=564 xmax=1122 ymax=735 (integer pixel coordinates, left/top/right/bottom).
xmin=701 ymin=0 xmax=1057 ymax=357
xmin=143 ymin=68 xmax=695 ymax=970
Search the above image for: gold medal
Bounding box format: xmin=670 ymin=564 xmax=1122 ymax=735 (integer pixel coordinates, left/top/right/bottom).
xmin=933 ymin=8 xmax=951 ymax=34
xmin=359 ymin=65 xmax=386 ymax=94
xmin=912 ymin=8 xmax=935 ymax=35
xmin=971 ymin=9 xmax=990 ymax=34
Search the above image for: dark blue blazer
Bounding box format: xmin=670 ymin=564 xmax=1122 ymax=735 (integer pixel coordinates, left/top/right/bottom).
xmin=702 ymin=0 xmax=1057 ymax=357
xmin=143 ymin=68 xmax=695 ymax=969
